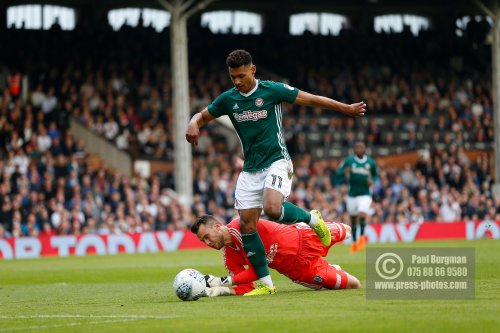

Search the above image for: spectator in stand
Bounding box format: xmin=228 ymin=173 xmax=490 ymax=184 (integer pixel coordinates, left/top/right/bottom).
xmin=0 ymin=20 xmax=497 ymax=240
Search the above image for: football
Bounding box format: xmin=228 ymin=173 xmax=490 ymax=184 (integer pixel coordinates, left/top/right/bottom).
xmin=173 ymin=268 xmax=207 ymax=301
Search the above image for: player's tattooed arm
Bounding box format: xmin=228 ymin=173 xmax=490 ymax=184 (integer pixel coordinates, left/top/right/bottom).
xmin=186 ymin=108 xmax=216 ymax=145
xmin=294 ymin=90 xmax=366 ymax=117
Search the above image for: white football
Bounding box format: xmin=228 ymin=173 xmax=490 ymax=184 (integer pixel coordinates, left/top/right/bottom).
xmin=173 ymin=268 xmax=207 ymax=301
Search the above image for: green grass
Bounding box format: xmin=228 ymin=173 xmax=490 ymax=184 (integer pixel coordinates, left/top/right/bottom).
xmin=1 ymin=239 xmax=499 ymax=333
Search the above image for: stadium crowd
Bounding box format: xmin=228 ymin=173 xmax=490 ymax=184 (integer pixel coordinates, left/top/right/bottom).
xmin=0 ymin=16 xmax=497 ymax=238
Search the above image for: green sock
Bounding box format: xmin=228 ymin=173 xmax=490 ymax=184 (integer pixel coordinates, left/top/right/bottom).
xmin=360 ymin=218 xmax=366 ymax=236
xmin=351 ymin=221 xmax=357 ymax=242
xmin=241 ymin=231 xmax=270 ymax=278
xmin=278 ymin=202 xmax=311 ymax=224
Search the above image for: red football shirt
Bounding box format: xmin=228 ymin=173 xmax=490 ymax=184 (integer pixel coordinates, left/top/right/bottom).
xmin=222 ymin=219 xmax=343 ymax=295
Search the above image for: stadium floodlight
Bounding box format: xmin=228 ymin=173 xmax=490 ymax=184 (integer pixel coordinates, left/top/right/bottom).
xmin=474 ymin=0 xmax=500 ymax=196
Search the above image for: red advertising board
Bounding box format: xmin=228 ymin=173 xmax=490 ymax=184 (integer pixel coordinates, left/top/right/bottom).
xmin=0 ymin=221 xmax=498 ymax=260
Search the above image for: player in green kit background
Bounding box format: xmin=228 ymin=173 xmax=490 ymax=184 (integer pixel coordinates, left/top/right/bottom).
xmin=336 ymin=142 xmax=378 ymax=253
xmin=186 ymin=49 xmax=366 ymax=295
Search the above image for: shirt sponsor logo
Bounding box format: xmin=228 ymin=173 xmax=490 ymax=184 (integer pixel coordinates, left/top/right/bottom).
xmin=255 ymin=98 xmax=264 ymax=107
xmin=351 ymin=164 xmax=371 ymax=175
xmin=233 ymin=110 xmax=268 ymax=122
xmin=266 ymin=243 xmax=278 ymax=264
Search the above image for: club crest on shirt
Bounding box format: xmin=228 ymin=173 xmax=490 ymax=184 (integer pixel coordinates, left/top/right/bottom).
xmin=255 ymin=98 xmax=264 ymax=107
xmin=313 ymin=275 xmax=323 ymax=283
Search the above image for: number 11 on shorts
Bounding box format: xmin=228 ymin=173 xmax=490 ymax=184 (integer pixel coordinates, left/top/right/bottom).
xmin=271 ymin=174 xmax=282 ymax=189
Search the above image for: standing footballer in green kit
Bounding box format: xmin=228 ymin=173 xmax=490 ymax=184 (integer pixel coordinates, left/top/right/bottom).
xmin=185 ymin=49 xmax=366 ymax=296
xmin=336 ymin=141 xmax=378 ymax=253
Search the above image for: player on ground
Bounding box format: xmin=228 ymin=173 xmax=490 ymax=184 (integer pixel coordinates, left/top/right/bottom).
xmin=190 ymin=215 xmax=361 ymax=297
xmin=186 ymin=49 xmax=366 ymax=295
xmin=336 ymin=142 xmax=378 ymax=253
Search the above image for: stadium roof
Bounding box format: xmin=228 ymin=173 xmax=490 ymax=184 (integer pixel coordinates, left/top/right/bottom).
xmin=1 ymin=0 xmax=497 ymax=16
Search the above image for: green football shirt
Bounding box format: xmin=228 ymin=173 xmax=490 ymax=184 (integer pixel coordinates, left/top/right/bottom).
xmin=337 ymin=155 xmax=378 ymax=196
xmin=208 ymin=80 xmax=299 ymax=172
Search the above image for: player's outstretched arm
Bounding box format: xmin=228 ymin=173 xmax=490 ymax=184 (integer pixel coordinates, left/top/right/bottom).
xmin=205 ymin=274 xmax=233 ymax=287
xmin=185 ymin=107 xmax=216 ymax=145
xmin=346 ymin=273 xmax=362 ymax=289
xmin=202 ymin=274 xmax=253 ymax=297
xmin=203 ymin=275 xmax=236 ymax=297
xmin=294 ymin=90 xmax=366 ymax=117
xmin=205 ymin=286 xmax=236 ymax=297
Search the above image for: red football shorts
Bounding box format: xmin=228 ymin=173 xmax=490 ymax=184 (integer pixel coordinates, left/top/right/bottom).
xmin=287 ymin=222 xmax=349 ymax=290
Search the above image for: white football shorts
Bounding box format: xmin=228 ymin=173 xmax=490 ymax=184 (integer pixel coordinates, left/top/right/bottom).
xmin=346 ymin=195 xmax=372 ymax=216
xmin=234 ymin=159 xmax=293 ymax=210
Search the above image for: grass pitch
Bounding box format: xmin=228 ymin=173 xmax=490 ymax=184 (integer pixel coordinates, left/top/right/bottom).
xmin=1 ymin=239 xmax=499 ymax=333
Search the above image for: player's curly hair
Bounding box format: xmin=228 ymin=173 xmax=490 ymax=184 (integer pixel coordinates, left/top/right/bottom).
xmin=226 ymin=49 xmax=253 ymax=68
xmin=190 ymin=215 xmax=217 ymax=234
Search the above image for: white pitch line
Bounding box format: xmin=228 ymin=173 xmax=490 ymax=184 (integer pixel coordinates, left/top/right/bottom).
xmin=0 ymin=315 xmax=179 ymax=319
xmin=0 ymin=319 xmax=136 ymax=332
